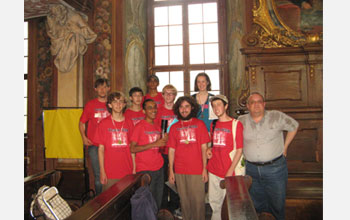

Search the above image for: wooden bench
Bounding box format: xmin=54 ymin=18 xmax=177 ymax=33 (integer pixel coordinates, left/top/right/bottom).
xmin=66 ymin=173 xmax=151 ymax=220
xmin=24 ymin=170 xmax=61 ymax=220
xmin=221 ymin=175 xmax=258 ymax=220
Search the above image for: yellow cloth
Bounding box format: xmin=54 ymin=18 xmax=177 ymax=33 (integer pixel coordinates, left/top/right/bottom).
xmin=43 ymin=109 xmax=83 ymax=158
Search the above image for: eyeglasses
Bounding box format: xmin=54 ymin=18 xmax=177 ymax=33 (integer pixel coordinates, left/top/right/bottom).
xmin=163 ymin=92 xmax=176 ymax=96
xmin=248 ymin=100 xmax=264 ymax=105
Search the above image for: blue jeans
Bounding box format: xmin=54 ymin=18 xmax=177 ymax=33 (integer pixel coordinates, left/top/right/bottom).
xmin=138 ymin=167 xmax=164 ymax=210
xmin=88 ymin=145 xmax=102 ymax=195
xmin=246 ymin=156 xmax=288 ymax=220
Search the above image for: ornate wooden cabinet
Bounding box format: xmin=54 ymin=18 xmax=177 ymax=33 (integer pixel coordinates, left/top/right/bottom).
xmin=238 ymin=0 xmax=323 ymax=217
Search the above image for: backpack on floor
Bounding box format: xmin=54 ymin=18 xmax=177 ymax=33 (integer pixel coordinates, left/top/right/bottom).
xmin=30 ymin=185 xmax=72 ymax=220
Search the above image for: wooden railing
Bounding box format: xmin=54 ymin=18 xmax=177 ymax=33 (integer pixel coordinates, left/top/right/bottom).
xmin=66 ymin=173 xmax=151 ymax=220
xmin=221 ymin=175 xmax=258 ymax=220
xmin=24 ymin=170 xmax=61 ymax=220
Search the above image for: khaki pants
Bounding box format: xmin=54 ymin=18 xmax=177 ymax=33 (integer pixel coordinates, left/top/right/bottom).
xmin=102 ymin=178 xmax=120 ymax=192
xmin=208 ymin=172 xmax=226 ymax=220
xmin=175 ymin=174 xmax=205 ymax=220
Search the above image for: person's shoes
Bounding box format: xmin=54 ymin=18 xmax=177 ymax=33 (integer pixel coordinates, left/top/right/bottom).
xmin=173 ymin=208 xmax=183 ymax=219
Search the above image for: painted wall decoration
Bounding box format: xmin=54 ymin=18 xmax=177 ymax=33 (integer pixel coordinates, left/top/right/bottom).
xmin=226 ymin=0 xmax=246 ymax=115
xmin=124 ymin=0 xmax=147 ymax=94
xmin=93 ymin=0 xmax=112 ymax=80
xmin=37 ymin=18 xmax=54 ymax=108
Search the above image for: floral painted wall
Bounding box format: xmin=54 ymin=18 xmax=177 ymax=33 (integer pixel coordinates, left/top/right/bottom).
xmin=37 ymin=18 xmax=54 ymax=108
xmin=93 ymin=0 xmax=112 ymax=80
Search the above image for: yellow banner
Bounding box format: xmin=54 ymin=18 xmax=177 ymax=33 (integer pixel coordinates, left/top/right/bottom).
xmin=43 ymin=109 xmax=83 ymax=158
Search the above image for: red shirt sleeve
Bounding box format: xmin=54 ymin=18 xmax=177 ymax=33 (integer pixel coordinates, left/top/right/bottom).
xmin=80 ymin=101 xmax=92 ymax=123
xmin=167 ymin=124 xmax=177 ymax=150
xmin=235 ymin=120 xmax=244 ymax=149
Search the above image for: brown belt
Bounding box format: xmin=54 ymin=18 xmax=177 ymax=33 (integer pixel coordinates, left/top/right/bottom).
xmin=246 ymin=155 xmax=283 ymax=166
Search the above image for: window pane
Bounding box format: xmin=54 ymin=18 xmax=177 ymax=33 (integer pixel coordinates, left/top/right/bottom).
xmin=176 ymin=92 xmax=185 ymax=100
xmin=204 ymin=43 xmax=219 ymax=63
xmin=203 ymin=23 xmax=218 ymax=43
xmin=169 ymin=5 xmax=182 ymax=25
xmin=24 ymin=57 xmax=28 ymax=74
xmin=188 ymin=4 xmax=202 ymax=24
xmin=189 ymin=44 xmax=204 ymax=64
xmin=203 ymin=3 xmax=217 ymax=22
xmin=155 ymin=26 xmax=168 ymax=46
xmin=24 ymin=97 xmax=27 ymax=115
xmin=155 ymin=72 xmax=170 ymax=91
xmin=24 ymin=22 xmax=28 ymax=39
xmin=189 ymin=24 xmax=203 ymax=44
xmin=170 ymin=71 xmax=184 ymax=91
xmin=205 ymin=69 xmax=220 ymax=90
xmin=24 ymin=115 xmax=27 ymax=134
xmin=24 ymin=79 xmax=27 ymax=97
xmin=169 ymin=25 xmax=182 ymax=45
xmin=169 ymin=46 xmax=183 ymax=65
xmin=154 ymin=7 xmax=168 ymax=26
xmin=24 ymin=39 xmax=28 ymax=56
xmin=190 ymin=70 xmax=204 ymax=91
xmin=155 ymin=46 xmax=168 ymax=66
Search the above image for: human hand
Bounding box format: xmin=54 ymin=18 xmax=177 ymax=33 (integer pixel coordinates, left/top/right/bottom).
xmin=207 ymin=148 xmax=212 ymax=159
xmin=83 ymin=137 xmax=93 ymax=146
xmin=169 ymin=171 xmax=175 ymax=185
xmin=100 ymin=171 xmax=107 ymax=185
xmin=202 ymin=169 xmax=208 ymax=183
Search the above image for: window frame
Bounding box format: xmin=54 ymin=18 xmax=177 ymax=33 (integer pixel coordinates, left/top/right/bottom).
xmin=147 ymin=0 xmax=228 ymax=96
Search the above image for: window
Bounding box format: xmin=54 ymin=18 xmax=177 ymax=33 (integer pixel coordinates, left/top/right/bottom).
xmin=149 ymin=0 xmax=226 ymax=96
xmin=24 ymin=21 xmax=28 ymax=134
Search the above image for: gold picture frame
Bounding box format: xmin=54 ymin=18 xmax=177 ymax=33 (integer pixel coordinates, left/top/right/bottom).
xmin=245 ymin=0 xmax=322 ymax=48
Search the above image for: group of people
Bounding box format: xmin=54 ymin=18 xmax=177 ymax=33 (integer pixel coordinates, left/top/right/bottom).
xmin=79 ymin=72 xmax=299 ymax=220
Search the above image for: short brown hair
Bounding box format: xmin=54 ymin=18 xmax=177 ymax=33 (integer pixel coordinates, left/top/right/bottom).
xmin=106 ymin=92 xmax=127 ymax=113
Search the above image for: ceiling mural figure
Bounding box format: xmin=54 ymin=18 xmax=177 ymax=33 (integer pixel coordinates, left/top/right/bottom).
xmin=46 ymin=4 xmax=97 ymax=73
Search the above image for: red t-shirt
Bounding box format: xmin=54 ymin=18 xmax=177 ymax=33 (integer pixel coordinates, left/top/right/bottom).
xmin=130 ymin=120 xmax=164 ymax=172
xmin=207 ymin=119 xmax=244 ymax=178
xmin=142 ymin=92 xmax=164 ymax=107
xmin=124 ymin=108 xmax=145 ymax=126
xmin=167 ymin=118 xmax=210 ymax=175
xmin=155 ymin=105 xmax=177 ymax=155
xmin=80 ymin=98 xmax=110 ymax=146
xmin=93 ymin=116 xmax=134 ymax=179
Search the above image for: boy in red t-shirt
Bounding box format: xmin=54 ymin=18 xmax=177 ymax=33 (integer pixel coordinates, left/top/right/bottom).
xmin=125 ymin=87 xmax=145 ymax=126
xmin=93 ymin=92 xmax=134 ymax=192
xmin=206 ymin=95 xmax=244 ymax=220
xmin=167 ymin=96 xmax=210 ymax=220
xmin=79 ymin=78 xmax=110 ymax=195
xmin=130 ymin=99 xmax=168 ymax=209
xmin=142 ymin=75 xmax=164 ymax=107
xmin=154 ymin=84 xmax=180 ymax=212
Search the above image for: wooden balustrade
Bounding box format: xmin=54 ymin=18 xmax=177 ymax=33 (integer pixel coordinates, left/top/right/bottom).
xmin=221 ymin=175 xmax=258 ymax=220
xmin=66 ymin=173 xmax=150 ymax=220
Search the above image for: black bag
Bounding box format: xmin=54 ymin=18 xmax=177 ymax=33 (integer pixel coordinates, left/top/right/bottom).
xmin=131 ymin=186 xmax=158 ymax=220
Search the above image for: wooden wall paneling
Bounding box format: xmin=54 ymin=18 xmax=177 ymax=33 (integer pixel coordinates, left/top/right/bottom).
xmin=83 ymin=3 xmax=95 ymax=104
xmin=111 ymin=0 xmax=124 ymax=92
xmin=27 ymin=19 xmax=39 ymax=175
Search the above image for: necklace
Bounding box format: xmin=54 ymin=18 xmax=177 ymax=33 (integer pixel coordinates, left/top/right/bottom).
xmin=111 ymin=116 xmax=125 ymax=145
xmin=197 ymin=93 xmax=208 ymax=119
